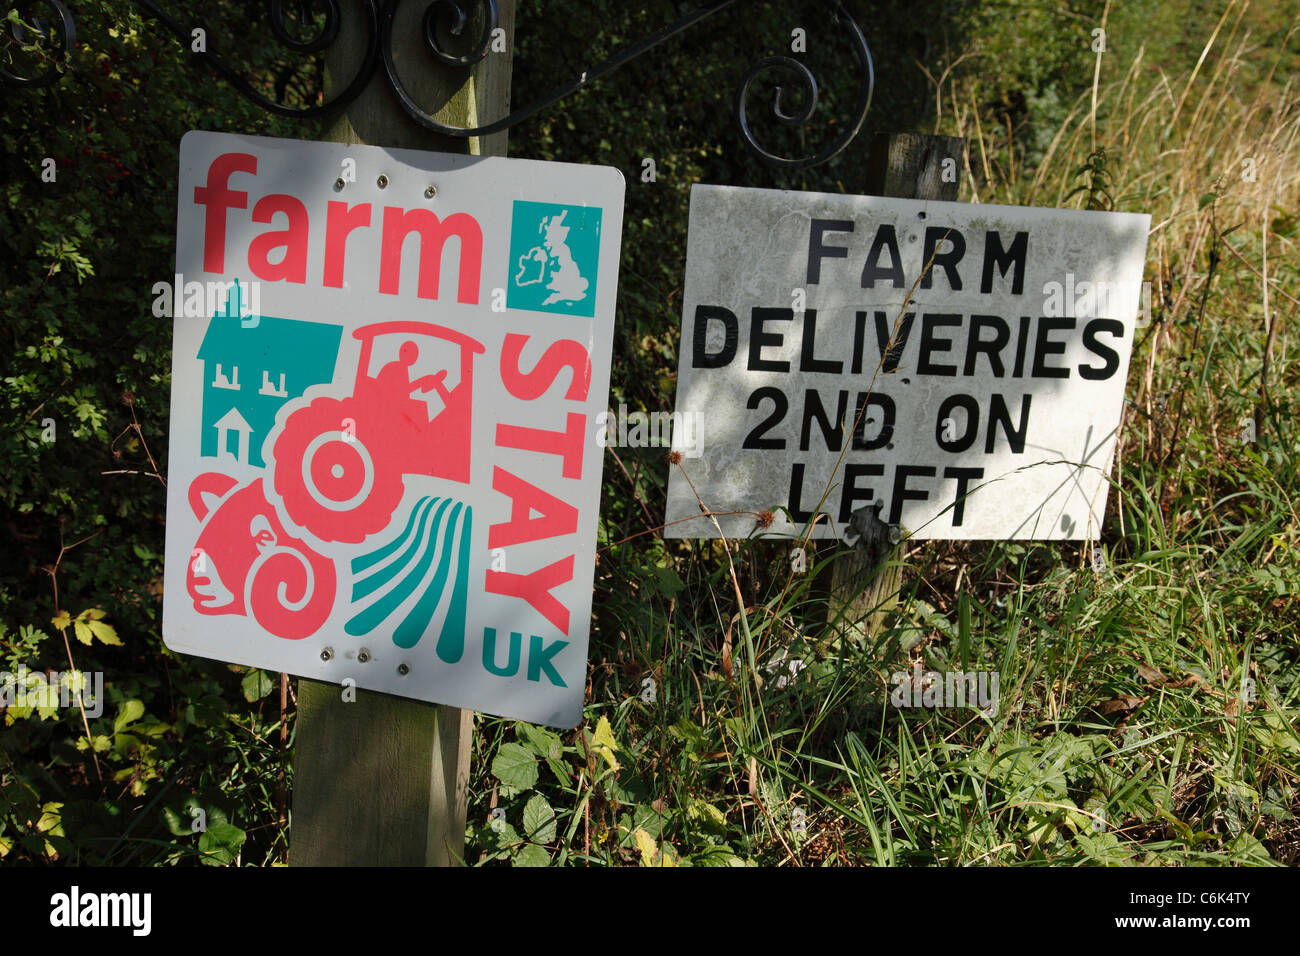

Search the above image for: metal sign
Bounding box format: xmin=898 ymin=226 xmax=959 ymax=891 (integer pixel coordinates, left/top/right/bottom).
xmin=665 ymin=184 xmax=1149 ymax=541
xmin=163 ymin=131 xmax=624 ymax=727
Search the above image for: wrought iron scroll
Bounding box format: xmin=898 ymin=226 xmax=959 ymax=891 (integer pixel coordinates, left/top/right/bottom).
xmin=1 ymin=0 xmax=76 ymax=88
xmin=382 ymin=0 xmax=735 ymax=139
xmin=384 ymin=0 xmax=874 ymax=169
xmin=5 ymin=0 xmax=875 ymax=170
xmin=133 ymin=0 xmax=382 ymax=118
xmin=734 ymin=2 xmax=874 ymax=169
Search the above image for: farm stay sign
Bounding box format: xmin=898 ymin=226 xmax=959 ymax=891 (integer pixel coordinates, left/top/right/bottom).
xmin=163 ymin=131 xmax=624 ymax=728
xmin=664 ymin=184 xmax=1150 ymax=541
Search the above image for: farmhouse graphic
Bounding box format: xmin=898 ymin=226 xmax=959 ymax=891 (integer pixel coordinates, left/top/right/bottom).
xmin=197 ymin=295 xmax=342 ymax=468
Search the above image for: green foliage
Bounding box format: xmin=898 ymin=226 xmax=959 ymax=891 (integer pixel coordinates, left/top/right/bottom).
xmin=1 ymin=1 xmax=309 ymax=865
xmin=469 ymin=714 xmax=752 ymax=866
xmin=1064 ymin=147 xmax=1114 ymax=210
xmin=3 ymin=0 xmax=1297 ymax=867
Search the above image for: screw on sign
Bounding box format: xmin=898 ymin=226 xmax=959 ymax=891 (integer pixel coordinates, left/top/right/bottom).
xmin=163 ymin=132 xmax=625 ymax=728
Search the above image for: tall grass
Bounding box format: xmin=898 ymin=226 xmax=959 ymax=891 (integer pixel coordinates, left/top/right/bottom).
xmin=465 ymin=11 xmax=1300 ymax=867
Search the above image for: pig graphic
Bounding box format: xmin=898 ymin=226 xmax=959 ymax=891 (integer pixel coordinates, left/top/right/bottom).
xmin=187 ymin=473 xmax=336 ymax=640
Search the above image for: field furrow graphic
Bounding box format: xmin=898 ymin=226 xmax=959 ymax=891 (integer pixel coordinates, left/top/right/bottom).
xmin=345 ymin=496 xmax=473 ymax=662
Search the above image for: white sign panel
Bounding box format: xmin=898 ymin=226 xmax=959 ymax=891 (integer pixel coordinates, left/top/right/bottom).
xmin=665 ymin=184 xmax=1149 ymax=540
xmin=163 ymin=131 xmax=624 ymax=727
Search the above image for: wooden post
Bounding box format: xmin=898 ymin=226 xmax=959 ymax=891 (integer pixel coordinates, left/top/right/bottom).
xmin=829 ymin=132 xmax=966 ymax=640
xmin=289 ymin=1 xmax=515 ymax=867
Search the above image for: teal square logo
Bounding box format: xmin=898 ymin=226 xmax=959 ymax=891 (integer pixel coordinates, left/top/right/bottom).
xmin=507 ymin=201 xmax=602 ymax=317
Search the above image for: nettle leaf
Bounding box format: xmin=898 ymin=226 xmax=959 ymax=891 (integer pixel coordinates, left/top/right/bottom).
xmin=647 ymin=564 xmax=685 ymax=598
xmin=686 ymin=798 xmax=727 ymax=836
xmin=512 ymin=842 xmax=550 ymax=867
xmin=240 ymin=670 xmax=274 ymax=702
xmin=486 ymin=821 xmax=522 ymax=854
xmin=491 ymin=742 xmax=539 ymax=791
xmin=606 ymin=767 xmax=648 ymax=806
xmin=50 ymin=611 xmax=71 ymax=631
xmin=72 ymin=620 xmax=94 ymax=646
xmin=517 ymin=722 xmax=562 ymax=761
xmin=36 ymin=802 xmax=64 ymax=835
xmin=690 ymin=845 xmax=751 ymax=867
xmin=198 ymin=821 xmax=246 ymax=865
xmin=522 ymin=793 xmax=556 ymax=845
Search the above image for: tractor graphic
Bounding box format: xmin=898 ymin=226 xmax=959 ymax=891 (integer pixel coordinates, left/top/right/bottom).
xmin=273 ymin=321 xmax=485 ymax=544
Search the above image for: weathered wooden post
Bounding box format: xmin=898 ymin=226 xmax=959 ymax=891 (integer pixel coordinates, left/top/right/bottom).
xmin=828 ymin=132 xmax=966 ymax=641
xmin=290 ymin=0 xmax=516 ymax=867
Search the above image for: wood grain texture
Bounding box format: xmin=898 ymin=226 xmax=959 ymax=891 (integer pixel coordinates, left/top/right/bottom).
xmin=864 ymin=132 xmax=965 ymax=203
xmin=830 ymin=132 xmax=967 ymax=641
xmin=290 ymin=1 xmax=516 ymax=868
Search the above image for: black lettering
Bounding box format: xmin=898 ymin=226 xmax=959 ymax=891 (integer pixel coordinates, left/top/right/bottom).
xmin=1032 ymin=317 xmax=1074 ymax=379
xmin=1079 ymin=318 xmax=1124 ymax=380
xmin=874 ymin=310 xmax=914 ymax=372
xmin=943 ymin=466 xmax=983 ymax=527
xmin=692 ymin=305 xmax=738 ymax=368
xmin=800 ymin=388 xmax=848 ymax=451
xmin=918 ymin=313 xmax=961 ymax=376
xmin=852 ymin=392 xmax=895 ymax=450
xmin=800 ymin=309 xmax=843 ymax=373
xmin=980 ymin=230 xmax=1028 ymax=294
xmin=986 ymin=393 xmax=1031 ymax=453
xmin=748 ymin=308 xmax=793 ymax=372
xmin=788 ymin=463 xmax=815 ymax=522
xmin=936 ymin=393 xmax=980 ymax=452
xmin=1012 ymin=315 xmax=1031 ymax=377
xmin=839 ymin=463 xmax=884 ymax=523
xmin=851 ymin=311 xmax=867 ymax=374
xmin=742 ymin=387 xmax=788 ymax=449
xmin=889 ymin=466 xmax=935 ymax=524
xmin=964 ymin=314 xmax=1009 ymax=377
xmin=807 ymin=219 xmax=854 ymax=284
xmin=920 ymin=227 xmax=965 ymax=290
xmin=861 ymin=224 xmax=905 ymax=288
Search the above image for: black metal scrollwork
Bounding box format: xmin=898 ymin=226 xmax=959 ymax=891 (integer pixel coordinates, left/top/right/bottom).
xmin=734 ymin=1 xmax=873 ymax=169
xmin=422 ymin=0 xmax=499 ymax=67
xmin=1 ymin=0 xmax=76 ymax=88
xmin=269 ymin=0 xmax=342 ymax=54
xmin=133 ymin=0 xmax=379 ymax=117
xmin=7 ymin=0 xmax=874 ymax=170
